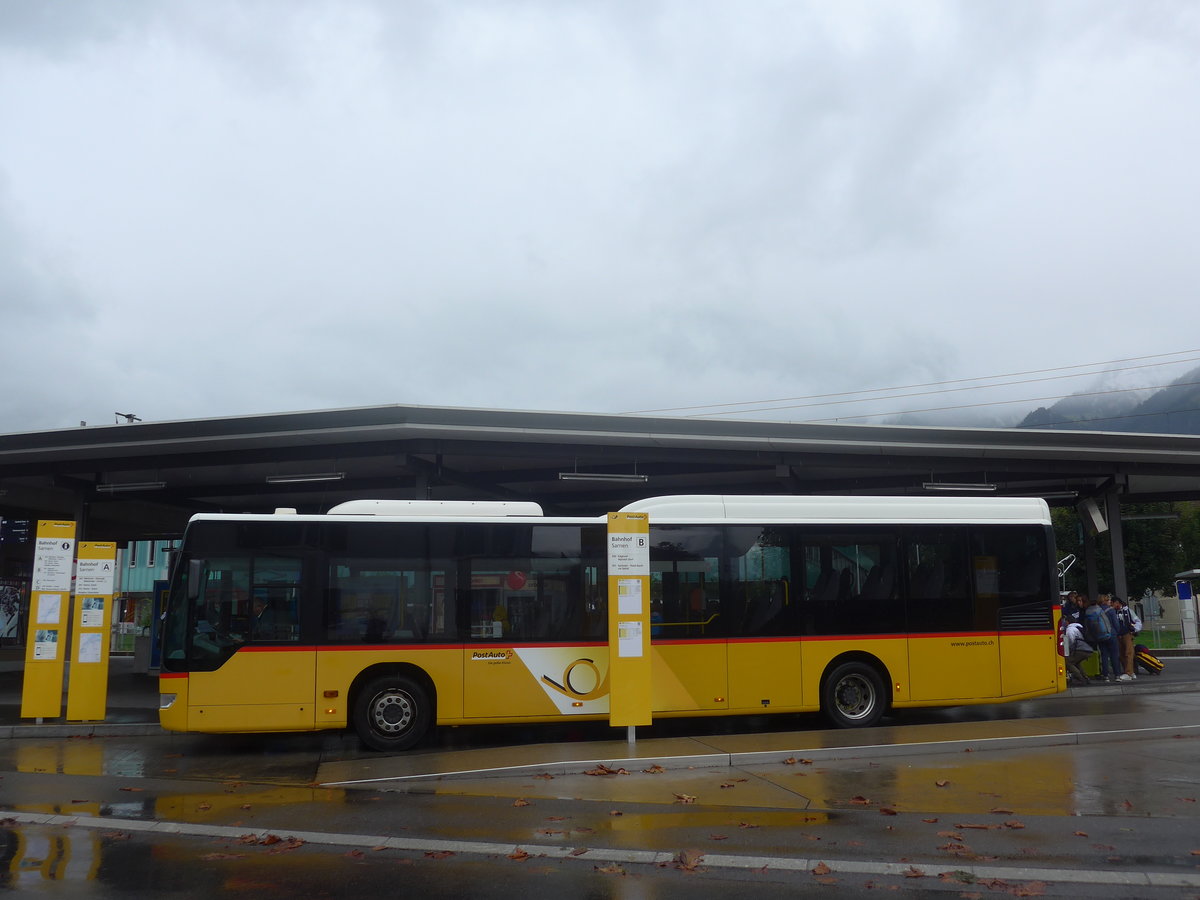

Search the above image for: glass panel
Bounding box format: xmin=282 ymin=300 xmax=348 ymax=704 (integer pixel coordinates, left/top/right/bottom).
xmin=726 ymin=527 xmax=794 ymax=637
xmin=462 ymin=524 xmax=603 ymax=642
xmin=323 ymin=523 xmax=455 ymax=642
xmin=183 ymin=553 xmax=301 ymax=669
xmin=971 ymin=526 xmax=1051 ymax=629
xmin=905 ymin=528 xmax=972 ymax=632
xmin=799 ymin=531 xmax=900 ymax=634
xmin=649 ymin=526 xmax=722 ymax=638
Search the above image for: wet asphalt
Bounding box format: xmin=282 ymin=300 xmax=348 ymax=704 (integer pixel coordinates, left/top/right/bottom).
xmin=3 ymin=655 xmax=1200 ymax=896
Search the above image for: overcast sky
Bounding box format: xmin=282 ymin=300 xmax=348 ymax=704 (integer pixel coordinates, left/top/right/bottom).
xmin=1 ymin=1 xmax=1197 ymax=433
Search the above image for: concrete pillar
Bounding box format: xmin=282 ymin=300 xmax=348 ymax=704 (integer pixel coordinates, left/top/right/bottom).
xmin=1106 ymin=491 xmax=1128 ymax=600
xmin=1083 ymin=524 xmax=1099 ymax=601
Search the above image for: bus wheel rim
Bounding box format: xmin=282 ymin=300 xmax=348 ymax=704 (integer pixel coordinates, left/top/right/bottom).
xmin=835 ymin=674 xmax=875 ymax=720
xmin=371 ymin=690 xmax=414 ymax=735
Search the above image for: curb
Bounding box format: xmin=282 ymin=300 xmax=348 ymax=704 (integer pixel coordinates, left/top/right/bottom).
xmin=323 ymin=720 xmax=1200 ymax=786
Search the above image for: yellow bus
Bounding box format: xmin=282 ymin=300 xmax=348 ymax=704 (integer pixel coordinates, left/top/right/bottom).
xmin=159 ymin=494 xmax=1065 ymax=751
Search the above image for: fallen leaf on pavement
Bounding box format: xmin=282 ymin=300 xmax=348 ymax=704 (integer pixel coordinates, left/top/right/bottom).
xmin=939 ymin=870 xmax=975 ymax=884
xmin=584 ymin=764 xmax=630 ymax=776
xmin=1011 ymin=881 xmax=1047 ymax=897
xmin=667 ymin=849 xmax=705 ymax=871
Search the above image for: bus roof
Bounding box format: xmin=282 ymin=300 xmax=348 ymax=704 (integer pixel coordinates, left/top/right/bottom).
xmin=617 ymin=494 xmax=1052 ymax=524
xmin=183 ymin=494 xmax=1051 ymax=527
xmin=327 ymin=499 xmax=544 ymax=517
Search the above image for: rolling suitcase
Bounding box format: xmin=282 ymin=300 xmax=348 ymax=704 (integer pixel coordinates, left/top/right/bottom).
xmin=1134 ymin=644 xmax=1164 ymax=675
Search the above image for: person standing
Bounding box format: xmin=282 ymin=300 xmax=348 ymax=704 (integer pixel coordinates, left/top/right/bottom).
xmin=1113 ymin=597 xmax=1142 ymax=681
xmin=1083 ymin=595 xmax=1120 ymax=683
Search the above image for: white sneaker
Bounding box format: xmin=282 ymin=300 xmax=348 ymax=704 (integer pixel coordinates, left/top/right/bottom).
xmin=1117 ymin=674 xmax=1132 ymax=682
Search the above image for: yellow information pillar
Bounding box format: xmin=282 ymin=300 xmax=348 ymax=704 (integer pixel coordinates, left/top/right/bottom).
xmin=20 ymin=520 xmax=77 ymax=720
xmin=66 ymin=541 xmax=118 ymax=721
xmin=607 ymin=512 xmax=651 ymax=732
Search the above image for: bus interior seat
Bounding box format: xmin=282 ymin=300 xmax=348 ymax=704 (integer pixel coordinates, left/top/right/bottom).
xmin=858 ymin=562 xmax=895 ymax=601
xmin=910 ymin=560 xmax=945 ymax=598
xmin=743 ymin=581 xmax=784 ymax=634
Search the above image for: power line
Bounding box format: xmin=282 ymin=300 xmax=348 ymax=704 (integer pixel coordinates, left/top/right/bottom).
xmin=1015 ymin=405 xmax=1200 ymax=431
xmin=694 ymin=355 xmax=1200 ymax=418
xmin=797 ymin=379 xmax=1200 ymax=425
xmin=624 ymin=348 xmax=1200 ymax=417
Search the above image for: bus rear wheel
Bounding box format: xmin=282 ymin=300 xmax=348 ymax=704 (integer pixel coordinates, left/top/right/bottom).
xmin=821 ymin=661 xmax=886 ymax=728
xmin=353 ymin=674 xmax=432 ymax=752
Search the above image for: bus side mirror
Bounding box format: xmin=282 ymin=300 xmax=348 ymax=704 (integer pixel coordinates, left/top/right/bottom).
xmin=186 ymin=559 xmax=205 ymax=601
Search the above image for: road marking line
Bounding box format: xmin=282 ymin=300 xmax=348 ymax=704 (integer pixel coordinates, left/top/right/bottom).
xmin=5 ymin=810 xmax=1200 ymax=888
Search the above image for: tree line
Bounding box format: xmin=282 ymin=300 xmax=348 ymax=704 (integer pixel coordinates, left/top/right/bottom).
xmin=1053 ymin=501 xmax=1200 ymax=597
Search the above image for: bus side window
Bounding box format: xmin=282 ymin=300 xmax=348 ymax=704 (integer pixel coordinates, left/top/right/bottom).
xmin=906 ymin=529 xmax=971 ymax=632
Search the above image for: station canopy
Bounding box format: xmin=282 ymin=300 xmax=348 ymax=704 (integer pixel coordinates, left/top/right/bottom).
xmin=3 ymin=403 xmax=1200 ymax=540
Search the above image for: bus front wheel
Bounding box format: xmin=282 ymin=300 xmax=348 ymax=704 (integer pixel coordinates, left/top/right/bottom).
xmin=353 ymin=674 xmax=432 ymax=752
xmin=821 ymin=661 xmax=886 ymax=728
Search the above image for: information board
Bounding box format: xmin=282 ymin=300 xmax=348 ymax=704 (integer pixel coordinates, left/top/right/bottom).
xmin=607 ymin=512 xmax=651 ymax=727
xmin=21 ymin=520 xmax=76 ymax=719
xmin=66 ymin=542 xmax=118 ymax=721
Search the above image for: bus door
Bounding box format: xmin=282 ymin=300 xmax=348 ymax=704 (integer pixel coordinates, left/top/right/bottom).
xmin=906 ymin=530 xmax=1000 ymax=701
xmin=185 ymin=554 xmax=316 ymax=732
xmin=461 ymin=526 xmax=610 ymax=721
xmin=725 ymin=526 xmax=802 ymax=710
xmin=977 ymin=527 xmax=1057 ymax=697
xmin=649 ymin=526 xmax=728 ymax=712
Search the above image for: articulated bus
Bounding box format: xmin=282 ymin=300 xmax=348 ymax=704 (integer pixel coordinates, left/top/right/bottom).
xmin=159 ymin=495 xmax=1066 ymax=751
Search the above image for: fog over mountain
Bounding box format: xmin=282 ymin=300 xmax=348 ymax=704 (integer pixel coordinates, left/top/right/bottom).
xmin=1018 ymin=364 xmax=1200 ymax=434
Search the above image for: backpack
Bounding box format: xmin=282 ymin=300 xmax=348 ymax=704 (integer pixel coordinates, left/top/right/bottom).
xmin=1115 ymin=606 xmax=1133 ymax=636
xmin=1084 ymin=605 xmax=1113 ymax=643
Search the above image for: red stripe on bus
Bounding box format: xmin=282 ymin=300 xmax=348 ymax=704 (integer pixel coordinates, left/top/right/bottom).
xmin=220 ymin=633 xmax=1050 ymax=654
xmin=313 ymin=641 xmax=610 ymax=653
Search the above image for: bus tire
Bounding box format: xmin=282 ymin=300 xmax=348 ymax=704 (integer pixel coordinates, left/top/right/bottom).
xmin=353 ymin=673 xmax=432 ymax=752
xmin=821 ymin=661 xmax=886 ymax=728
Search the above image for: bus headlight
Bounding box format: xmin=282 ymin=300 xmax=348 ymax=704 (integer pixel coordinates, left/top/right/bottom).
xmin=159 ymin=693 xmax=177 ymax=710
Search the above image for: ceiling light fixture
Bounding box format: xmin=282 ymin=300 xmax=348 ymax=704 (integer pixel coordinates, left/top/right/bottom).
xmin=96 ymin=481 xmax=166 ymax=493
xmin=265 ymin=472 xmax=346 ymax=484
xmin=557 ymin=472 xmax=649 ymax=483
xmin=922 ymin=482 xmax=998 ymax=492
